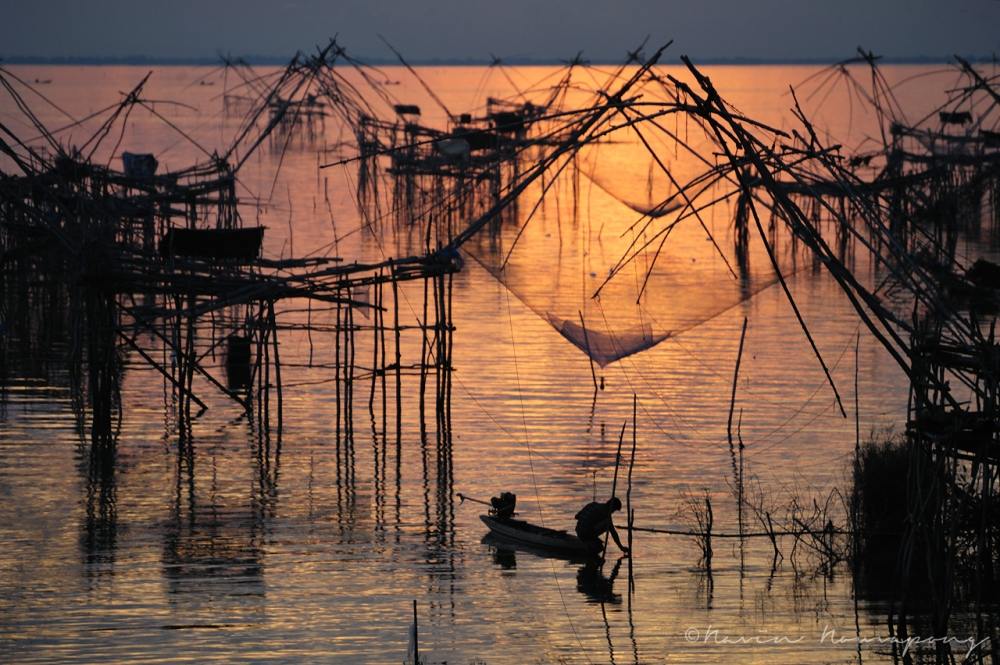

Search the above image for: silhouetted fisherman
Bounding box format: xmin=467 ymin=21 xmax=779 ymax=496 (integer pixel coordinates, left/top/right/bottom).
xmin=575 ymin=497 xmax=629 ymax=557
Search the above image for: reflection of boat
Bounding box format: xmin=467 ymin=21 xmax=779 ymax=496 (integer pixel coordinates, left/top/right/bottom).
xmin=483 ymin=531 xmax=622 ymax=603
xmin=480 ymin=514 xmax=595 ymax=557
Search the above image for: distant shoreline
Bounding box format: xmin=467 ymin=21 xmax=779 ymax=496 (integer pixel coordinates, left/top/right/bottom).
xmin=1 ymin=54 xmax=995 ymax=67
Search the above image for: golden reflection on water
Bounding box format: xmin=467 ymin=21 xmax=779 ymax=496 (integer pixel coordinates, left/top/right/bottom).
xmin=0 ymin=62 xmax=977 ymax=663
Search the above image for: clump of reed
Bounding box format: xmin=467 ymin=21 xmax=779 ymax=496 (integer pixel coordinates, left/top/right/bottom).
xmin=852 ymin=428 xmax=1000 ymax=621
xmin=850 ymin=431 xmax=915 ymax=597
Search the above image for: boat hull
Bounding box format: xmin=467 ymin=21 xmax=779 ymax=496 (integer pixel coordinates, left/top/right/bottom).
xmin=480 ymin=514 xmax=595 ymax=556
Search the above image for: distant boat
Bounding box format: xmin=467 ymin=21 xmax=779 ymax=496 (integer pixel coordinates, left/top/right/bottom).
xmin=479 ymin=514 xmax=596 ymax=557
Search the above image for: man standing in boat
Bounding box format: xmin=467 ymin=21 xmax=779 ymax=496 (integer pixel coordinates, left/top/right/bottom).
xmin=575 ymin=497 xmax=629 ymax=558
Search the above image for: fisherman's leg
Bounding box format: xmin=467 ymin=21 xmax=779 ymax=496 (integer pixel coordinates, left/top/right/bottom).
xmin=583 ymin=536 xmax=604 ymax=557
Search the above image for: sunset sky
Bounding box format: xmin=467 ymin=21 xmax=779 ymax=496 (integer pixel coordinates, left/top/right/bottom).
xmin=3 ymin=0 xmax=999 ymax=62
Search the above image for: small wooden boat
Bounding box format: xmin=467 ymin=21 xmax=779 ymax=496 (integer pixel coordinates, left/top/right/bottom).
xmin=482 ymin=532 xmax=596 ymax=565
xmin=480 ymin=514 xmax=595 ymax=557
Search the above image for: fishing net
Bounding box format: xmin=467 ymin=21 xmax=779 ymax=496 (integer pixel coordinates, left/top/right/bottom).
xmin=464 ymin=128 xmax=802 ymax=367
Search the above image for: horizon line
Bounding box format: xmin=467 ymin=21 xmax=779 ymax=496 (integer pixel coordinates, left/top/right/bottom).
xmin=2 ymin=52 xmax=997 ymax=68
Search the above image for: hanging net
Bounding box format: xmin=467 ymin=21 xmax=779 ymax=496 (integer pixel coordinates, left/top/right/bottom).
xmin=463 ymin=114 xmax=803 ymax=367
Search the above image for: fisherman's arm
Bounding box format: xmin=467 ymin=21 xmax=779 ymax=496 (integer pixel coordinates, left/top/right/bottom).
xmin=609 ymin=524 xmax=629 ymax=554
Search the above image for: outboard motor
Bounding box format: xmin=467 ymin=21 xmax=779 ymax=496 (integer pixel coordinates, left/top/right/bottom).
xmin=490 ymin=492 xmax=517 ymax=520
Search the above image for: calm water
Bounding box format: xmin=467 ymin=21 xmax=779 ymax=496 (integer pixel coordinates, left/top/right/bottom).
xmin=0 ymin=62 xmax=990 ymax=663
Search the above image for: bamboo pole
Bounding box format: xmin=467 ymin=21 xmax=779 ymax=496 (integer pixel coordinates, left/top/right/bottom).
xmin=728 ymin=317 xmax=748 ymax=541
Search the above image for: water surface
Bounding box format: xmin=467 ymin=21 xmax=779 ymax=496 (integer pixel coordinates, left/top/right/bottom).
xmin=0 ymin=62 xmax=984 ymax=663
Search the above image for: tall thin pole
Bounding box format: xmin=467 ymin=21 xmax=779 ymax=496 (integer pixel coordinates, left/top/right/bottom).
xmin=627 ymin=394 xmax=638 ymax=596
xmin=391 ymin=261 xmax=402 ymax=457
xmin=412 ymin=599 xmax=419 ymax=665
xmin=579 ymin=310 xmax=599 ymax=393
xmin=603 ymin=420 xmax=627 ymax=561
xmin=728 ymin=317 xmax=748 ymax=540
